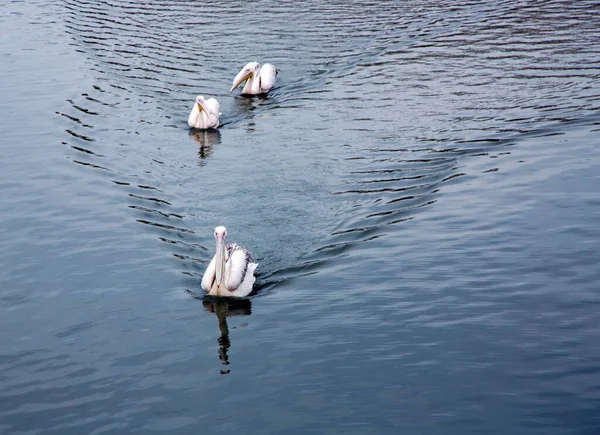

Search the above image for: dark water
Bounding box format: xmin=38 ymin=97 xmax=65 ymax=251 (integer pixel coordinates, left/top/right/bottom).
xmin=2 ymin=0 xmax=600 ymax=433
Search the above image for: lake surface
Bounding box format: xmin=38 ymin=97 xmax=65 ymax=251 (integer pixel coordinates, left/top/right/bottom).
xmin=1 ymin=0 xmax=600 ymax=433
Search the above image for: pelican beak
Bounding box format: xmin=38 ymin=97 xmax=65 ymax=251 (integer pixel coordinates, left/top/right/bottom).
xmin=196 ymin=98 xmax=209 ymax=114
xmin=229 ymin=68 xmax=252 ymax=93
xmin=215 ymin=234 xmax=226 ymax=287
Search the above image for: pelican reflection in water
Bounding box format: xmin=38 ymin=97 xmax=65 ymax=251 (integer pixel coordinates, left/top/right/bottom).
xmin=189 ymin=128 xmax=221 ymax=164
xmin=202 ymin=298 xmax=252 ymax=375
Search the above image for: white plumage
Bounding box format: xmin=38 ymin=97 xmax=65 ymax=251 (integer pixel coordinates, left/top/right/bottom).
xmin=201 ymin=226 xmax=258 ymax=297
xmin=229 ymin=61 xmax=277 ymax=95
xmin=188 ymin=95 xmax=220 ymax=129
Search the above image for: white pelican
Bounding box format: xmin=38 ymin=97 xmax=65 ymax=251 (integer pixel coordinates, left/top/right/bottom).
xmin=188 ymin=95 xmax=220 ymax=129
xmin=201 ymin=226 xmax=258 ymax=297
xmin=229 ymin=62 xmax=277 ymax=95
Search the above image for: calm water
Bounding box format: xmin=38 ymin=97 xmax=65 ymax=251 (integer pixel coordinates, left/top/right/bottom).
xmin=2 ymin=0 xmax=600 ymax=433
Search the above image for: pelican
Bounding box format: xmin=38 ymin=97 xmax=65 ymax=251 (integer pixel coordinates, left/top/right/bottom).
xmin=201 ymin=226 xmax=258 ymax=297
xmin=188 ymin=95 xmax=220 ymax=129
xmin=229 ymin=62 xmax=277 ymax=95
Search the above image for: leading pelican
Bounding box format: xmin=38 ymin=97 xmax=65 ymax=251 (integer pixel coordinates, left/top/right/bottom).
xmin=188 ymin=95 xmax=220 ymax=129
xmin=229 ymin=62 xmax=277 ymax=95
xmin=201 ymin=226 xmax=258 ymax=297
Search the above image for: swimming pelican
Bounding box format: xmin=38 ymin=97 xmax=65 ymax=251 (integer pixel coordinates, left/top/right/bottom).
xmin=229 ymin=62 xmax=277 ymax=95
xmin=188 ymin=95 xmax=220 ymax=129
xmin=201 ymin=226 xmax=258 ymax=297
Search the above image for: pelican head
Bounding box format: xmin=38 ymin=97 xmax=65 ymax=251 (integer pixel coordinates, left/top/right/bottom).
xmin=215 ymin=225 xmax=228 ymax=240
xmin=195 ymin=95 xmax=208 ymax=113
xmin=214 ymin=226 xmax=228 ymax=289
xmin=229 ymin=62 xmax=260 ymax=93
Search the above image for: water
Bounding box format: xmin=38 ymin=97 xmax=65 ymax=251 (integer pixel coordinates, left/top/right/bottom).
xmin=1 ymin=0 xmax=600 ymax=433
